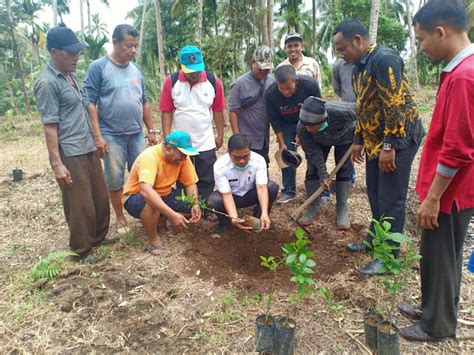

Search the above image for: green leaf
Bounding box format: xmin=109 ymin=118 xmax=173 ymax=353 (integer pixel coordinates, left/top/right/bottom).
xmin=299 ymin=254 xmax=307 ymax=264
xmin=286 ymin=254 xmax=297 ymax=264
xmin=305 ymin=278 xmax=316 ymax=285
xmin=305 ymin=259 xmax=316 ymax=267
xmin=302 ymin=267 xmax=314 ymax=274
xmin=389 ymin=232 xmax=410 ymax=244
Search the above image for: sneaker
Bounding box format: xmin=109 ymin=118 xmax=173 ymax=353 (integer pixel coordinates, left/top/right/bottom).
xmin=321 ymin=188 xmax=330 ymax=204
xmin=277 ymin=193 xmax=296 ymax=204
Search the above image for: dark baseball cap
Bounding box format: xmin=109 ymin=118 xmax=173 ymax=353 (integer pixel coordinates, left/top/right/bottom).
xmin=46 ymin=27 xmax=88 ymax=52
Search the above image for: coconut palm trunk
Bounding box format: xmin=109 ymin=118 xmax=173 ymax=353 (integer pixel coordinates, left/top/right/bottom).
xmin=404 ymin=0 xmax=420 ymax=90
xmin=260 ymin=0 xmax=270 ymax=46
xmin=369 ymin=0 xmax=380 ymax=43
xmin=154 ymin=0 xmax=166 ymax=85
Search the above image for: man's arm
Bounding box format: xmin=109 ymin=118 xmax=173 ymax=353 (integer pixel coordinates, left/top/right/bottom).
xmin=298 ymin=125 xmax=329 ymax=184
xmin=229 ymin=111 xmax=239 ymax=134
xmin=332 ymin=61 xmax=342 ymax=98
xmin=213 ymin=110 xmax=225 ymax=150
xmin=87 ymin=104 xmax=108 ymax=158
xmin=221 ymin=192 xmax=252 ymax=232
xmin=43 ymin=124 xmax=72 ymax=187
xmin=256 ymin=184 xmax=271 ymax=229
xmin=183 ymin=183 xmax=201 ymax=223
xmin=417 ymin=174 xmax=453 ymax=230
xmin=142 ymin=101 xmax=157 ymax=145
xmin=140 ymin=182 xmax=189 ymax=229
xmin=159 ymin=76 xmax=174 ymax=139
xmin=161 ymin=111 xmax=173 ymax=139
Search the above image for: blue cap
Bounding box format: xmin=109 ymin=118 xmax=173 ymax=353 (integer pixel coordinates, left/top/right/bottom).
xmin=165 ymin=130 xmax=199 ymax=156
xmin=179 ymin=45 xmax=205 ymax=73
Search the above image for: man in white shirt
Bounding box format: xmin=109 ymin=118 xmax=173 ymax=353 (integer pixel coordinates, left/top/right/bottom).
xmin=207 ymin=134 xmax=279 ymax=233
xmin=278 ymin=33 xmax=322 ymax=89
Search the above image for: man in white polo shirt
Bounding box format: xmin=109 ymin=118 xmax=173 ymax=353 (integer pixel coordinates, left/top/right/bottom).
xmin=207 ymin=134 xmax=279 ymax=233
xmin=160 ymin=45 xmax=226 ymax=200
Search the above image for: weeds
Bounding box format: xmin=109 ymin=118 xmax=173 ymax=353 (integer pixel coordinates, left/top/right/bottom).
xmin=121 ymin=230 xmax=144 ymax=247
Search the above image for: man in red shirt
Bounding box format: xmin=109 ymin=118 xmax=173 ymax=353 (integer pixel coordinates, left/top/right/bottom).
xmin=399 ymin=0 xmax=474 ymax=342
xmin=159 ymin=45 xmax=226 ymax=200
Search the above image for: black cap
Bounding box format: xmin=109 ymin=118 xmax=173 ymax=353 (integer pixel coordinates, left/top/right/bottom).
xmin=284 ymin=33 xmax=303 ymax=44
xmin=299 ymin=96 xmax=328 ymax=125
xmin=46 ymin=27 xmax=88 ymax=52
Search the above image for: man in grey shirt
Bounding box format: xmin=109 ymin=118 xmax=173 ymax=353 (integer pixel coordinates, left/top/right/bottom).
xmin=34 ymin=27 xmax=110 ymax=258
xmin=229 ymin=46 xmax=274 ymax=163
xmin=332 ymin=58 xmax=356 ymax=102
xmin=85 ymin=24 xmax=157 ymax=226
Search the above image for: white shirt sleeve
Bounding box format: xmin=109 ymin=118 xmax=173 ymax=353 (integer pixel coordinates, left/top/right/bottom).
xmin=214 ymin=161 xmax=232 ymax=193
xmin=255 ymin=155 xmax=269 ymax=185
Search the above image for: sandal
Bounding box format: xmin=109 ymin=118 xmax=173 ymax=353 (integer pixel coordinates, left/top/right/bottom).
xmin=145 ymin=241 xmax=167 ymax=255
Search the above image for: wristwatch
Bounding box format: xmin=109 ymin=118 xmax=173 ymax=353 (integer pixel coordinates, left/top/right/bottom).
xmin=383 ymin=143 xmax=392 ymax=151
xmin=148 ymin=129 xmax=158 ymax=134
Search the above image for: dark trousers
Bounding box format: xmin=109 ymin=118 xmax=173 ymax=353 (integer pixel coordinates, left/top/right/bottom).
xmin=281 ymin=125 xmax=297 ymax=195
xmin=305 ymin=142 xmax=353 ymax=182
xmin=207 ymin=181 xmax=279 ymax=226
xmin=365 ymin=142 xmax=420 ymax=257
xmin=420 ymin=207 xmax=473 ymax=338
xmin=60 ymin=151 xmax=110 ymax=255
xmin=179 ymin=148 xmax=216 ymax=200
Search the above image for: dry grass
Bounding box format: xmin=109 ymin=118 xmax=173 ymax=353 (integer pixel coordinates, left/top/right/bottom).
xmin=0 ymin=99 xmax=473 ymax=353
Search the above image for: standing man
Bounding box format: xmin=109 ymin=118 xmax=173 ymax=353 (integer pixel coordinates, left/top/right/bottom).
xmin=399 ymin=0 xmax=474 ymax=342
xmin=229 ymin=46 xmax=274 ymax=163
xmin=278 ymin=33 xmax=322 ymax=89
xmin=265 ymin=65 xmax=321 ymax=204
xmin=207 ymin=134 xmax=279 ymax=233
xmin=160 ymin=45 xmax=226 ymax=200
xmin=122 ymin=131 xmax=201 ymax=255
xmin=34 ymin=27 xmax=110 ymax=258
xmin=332 ymin=58 xmax=356 ymax=103
xmin=297 ymin=97 xmax=356 ymax=228
xmin=85 ymin=24 xmax=156 ymax=227
xmin=332 ymin=19 xmax=425 ymax=275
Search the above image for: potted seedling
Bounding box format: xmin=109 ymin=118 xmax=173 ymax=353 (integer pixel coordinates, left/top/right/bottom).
xmin=176 ymin=191 xmax=262 ymax=231
xmin=259 ymin=228 xmax=317 ymax=355
xmin=363 ymin=217 xmax=420 ymax=355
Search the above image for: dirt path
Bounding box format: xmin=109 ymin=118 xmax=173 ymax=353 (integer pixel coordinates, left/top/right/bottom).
xmin=1 ymin=100 xmax=473 ymax=353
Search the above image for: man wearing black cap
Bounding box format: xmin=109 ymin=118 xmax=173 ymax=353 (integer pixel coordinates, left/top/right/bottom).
xmin=297 ymin=97 xmax=356 ymax=227
xmin=34 ymin=27 xmax=110 ymax=259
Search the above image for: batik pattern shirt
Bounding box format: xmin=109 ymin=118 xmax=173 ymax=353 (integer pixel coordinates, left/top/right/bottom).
xmin=353 ymin=44 xmax=424 ymax=159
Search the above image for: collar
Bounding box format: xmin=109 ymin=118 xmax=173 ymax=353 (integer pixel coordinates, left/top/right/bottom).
xmin=358 ymin=43 xmax=377 ymax=65
xmin=178 ymin=69 xmax=208 ymax=83
xmin=443 ymin=43 xmax=474 ymax=72
xmin=47 ymin=61 xmax=67 ymax=78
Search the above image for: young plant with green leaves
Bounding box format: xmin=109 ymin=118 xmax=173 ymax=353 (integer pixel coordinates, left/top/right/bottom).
xmin=364 ymin=217 xmax=421 ymax=329
xmin=259 ymin=255 xmax=282 ymax=321
xmin=31 ymin=251 xmax=78 ymax=281
xmin=176 ymin=190 xmax=233 ymax=218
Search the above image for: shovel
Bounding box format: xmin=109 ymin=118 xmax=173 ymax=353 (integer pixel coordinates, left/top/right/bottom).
xmin=289 ymin=144 xmax=354 ymax=223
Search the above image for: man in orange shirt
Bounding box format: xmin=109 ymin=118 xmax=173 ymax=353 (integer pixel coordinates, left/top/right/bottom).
xmin=122 ymin=131 xmax=201 ymax=254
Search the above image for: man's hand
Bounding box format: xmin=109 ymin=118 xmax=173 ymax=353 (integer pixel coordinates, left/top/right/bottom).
xmin=147 ymin=132 xmax=158 ymax=146
xmin=189 ymin=205 xmax=201 ymax=223
xmin=416 ymin=197 xmax=440 ymax=230
xmin=169 ymin=211 xmax=189 ymax=230
xmin=95 ymin=136 xmax=109 ymax=158
xmin=52 ymin=163 xmax=73 ymax=187
xmin=351 ymin=144 xmax=365 ymax=164
xmin=294 ymin=136 xmax=301 ymax=147
xmin=260 ymin=213 xmax=271 ymax=230
xmin=215 ymin=135 xmax=224 ymax=151
xmin=320 ymin=179 xmax=331 ymax=188
xmin=379 ymin=149 xmax=396 ymax=173
xmin=231 ymin=217 xmax=253 ymax=233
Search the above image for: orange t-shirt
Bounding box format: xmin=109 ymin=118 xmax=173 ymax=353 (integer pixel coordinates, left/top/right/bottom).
xmin=122 ymin=144 xmax=198 ymax=202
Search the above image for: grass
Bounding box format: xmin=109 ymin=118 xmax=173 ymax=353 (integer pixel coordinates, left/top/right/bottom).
xmin=121 ymin=230 xmax=145 ymax=247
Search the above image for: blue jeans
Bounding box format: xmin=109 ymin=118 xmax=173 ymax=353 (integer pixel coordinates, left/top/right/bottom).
xmin=281 ymin=125 xmax=297 ymax=196
xmin=103 ymin=132 xmax=146 ymax=191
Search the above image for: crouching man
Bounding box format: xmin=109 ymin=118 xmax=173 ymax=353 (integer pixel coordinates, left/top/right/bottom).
xmin=122 ymin=131 xmax=201 ymax=254
xmin=207 ymin=134 xmax=279 ymax=234
xmin=297 ymin=96 xmax=356 ymax=228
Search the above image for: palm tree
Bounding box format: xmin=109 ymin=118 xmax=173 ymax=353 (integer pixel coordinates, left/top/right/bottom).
xmin=369 ymin=0 xmax=380 ymax=43
xmin=154 ymin=0 xmax=166 ymax=84
xmin=404 ymin=0 xmax=419 ymax=90
xmin=260 ymin=0 xmax=270 ymax=46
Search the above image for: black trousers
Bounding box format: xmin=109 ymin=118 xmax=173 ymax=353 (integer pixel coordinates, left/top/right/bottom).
xmin=178 ymin=148 xmax=216 ymax=200
xmin=365 ymin=142 xmax=420 ymax=257
xmin=420 ymin=206 xmax=473 ymax=338
xmin=207 ymin=181 xmax=279 ymax=226
xmin=305 ymin=142 xmax=353 ymax=182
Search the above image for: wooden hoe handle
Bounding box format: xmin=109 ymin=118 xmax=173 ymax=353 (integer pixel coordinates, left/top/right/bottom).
xmin=290 ymin=144 xmax=355 ymax=221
